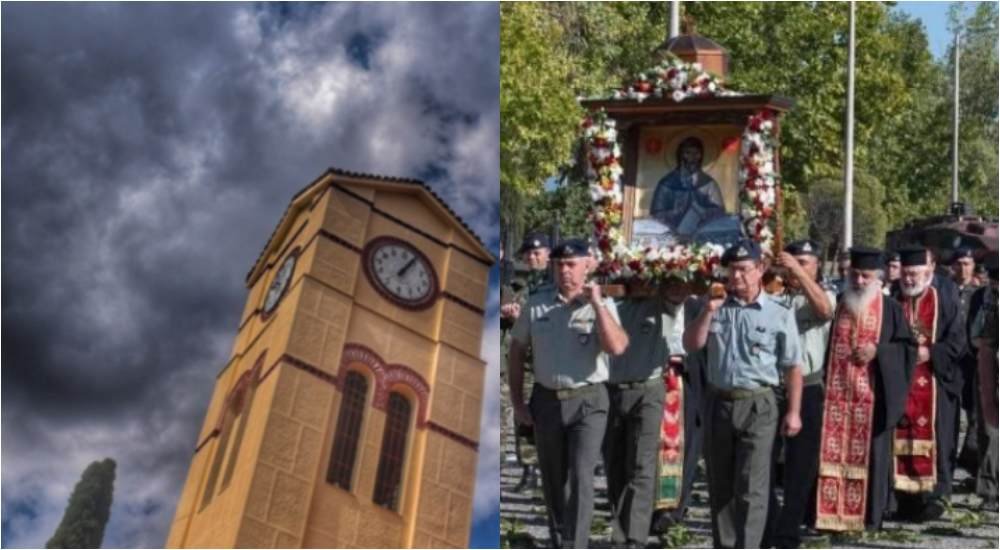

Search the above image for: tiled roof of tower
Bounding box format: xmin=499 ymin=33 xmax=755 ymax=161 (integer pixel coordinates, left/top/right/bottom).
xmin=246 ymin=167 xmax=493 ymax=283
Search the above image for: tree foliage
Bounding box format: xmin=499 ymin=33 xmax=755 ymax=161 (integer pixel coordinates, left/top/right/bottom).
xmin=500 ymin=2 xmax=998 ymax=248
xmin=46 ymin=458 xmax=116 ymax=549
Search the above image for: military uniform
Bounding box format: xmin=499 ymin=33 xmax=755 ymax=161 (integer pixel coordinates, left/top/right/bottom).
xmin=970 ymin=262 xmax=998 ymax=507
xmin=953 ymin=248 xmax=984 ymax=475
xmin=701 ymin=240 xmax=803 ymax=549
xmin=766 ymin=240 xmax=837 ymax=548
xmin=603 ymin=297 xmax=685 ymax=546
xmin=509 ymin=240 xmax=623 ymax=549
xmin=501 ymin=233 xmax=552 ymax=492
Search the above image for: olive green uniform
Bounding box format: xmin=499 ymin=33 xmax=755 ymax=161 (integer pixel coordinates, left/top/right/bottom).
xmin=510 ymin=286 xmax=621 ymax=549
xmin=603 ymin=298 xmax=685 ymax=545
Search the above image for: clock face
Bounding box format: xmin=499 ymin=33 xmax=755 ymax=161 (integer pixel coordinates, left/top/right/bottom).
xmin=263 ymin=253 xmax=296 ymax=314
xmin=364 ymin=237 xmax=438 ymax=310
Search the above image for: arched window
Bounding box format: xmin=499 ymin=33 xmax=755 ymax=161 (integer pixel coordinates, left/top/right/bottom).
xmin=373 ymin=392 xmax=412 ymax=511
xmin=326 ymin=371 xmax=368 ymax=490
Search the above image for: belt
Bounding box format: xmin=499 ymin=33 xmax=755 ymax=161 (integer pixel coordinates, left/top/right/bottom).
xmin=710 ymin=385 xmax=772 ymax=401
xmin=803 ymin=371 xmax=825 ymax=386
xmin=607 ymin=376 xmax=661 ymax=391
xmin=536 ymin=383 xmax=602 ymax=401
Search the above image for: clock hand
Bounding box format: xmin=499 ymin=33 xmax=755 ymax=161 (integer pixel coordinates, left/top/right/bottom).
xmin=397 ymin=257 xmax=417 ymax=277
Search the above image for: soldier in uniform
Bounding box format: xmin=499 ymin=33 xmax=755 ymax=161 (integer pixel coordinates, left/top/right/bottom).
xmin=765 ymin=240 xmax=837 ymax=548
xmin=969 ymin=256 xmax=998 ymax=510
xmin=887 ymin=251 xmax=902 ymax=284
xmin=508 ymin=238 xmax=629 ymax=548
xmin=952 ymin=247 xmax=983 ymax=476
xmin=501 ymin=232 xmax=551 ymax=491
xmin=603 ymin=283 xmax=687 ymax=547
xmin=684 ymin=239 xmax=804 ymax=549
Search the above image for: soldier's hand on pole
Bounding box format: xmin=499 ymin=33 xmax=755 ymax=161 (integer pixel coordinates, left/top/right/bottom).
xmin=706 ymin=282 xmax=726 ymax=312
xmin=583 ymin=283 xmax=604 ymax=308
xmin=782 ymin=410 xmax=802 ymax=437
xmin=513 ymin=402 xmax=533 ymax=427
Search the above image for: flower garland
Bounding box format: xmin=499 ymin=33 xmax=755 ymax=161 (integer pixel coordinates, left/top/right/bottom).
xmin=612 ymin=53 xmax=735 ymax=103
xmin=584 ymin=102 xmax=780 ymax=283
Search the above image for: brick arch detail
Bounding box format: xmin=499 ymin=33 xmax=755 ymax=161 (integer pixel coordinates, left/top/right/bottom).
xmin=338 ymin=343 xmax=430 ymax=427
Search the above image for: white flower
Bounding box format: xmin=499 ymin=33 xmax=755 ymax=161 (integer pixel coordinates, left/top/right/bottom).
xmin=671 ymin=90 xmax=686 ymax=102
xmin=708 ymin=82 xmax=718 ymax=92
xmin=692 ymin=62 xmax=703 ymax=72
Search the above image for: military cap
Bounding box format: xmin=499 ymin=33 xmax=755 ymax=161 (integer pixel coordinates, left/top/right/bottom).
xmin=785 ymin=239 xmax=820 ymax=257
xmin=721 ymin=239 xmax=761 ymax=266
xmin=898 ymin=245 xmax=929 ymax=267
xmin=517 ymin=232 xmax=551 ymax=254
xmin=950 ymin=247 xmax=975 ymax=264
xmin=849 ymin=246 xmax=883 ymax=270
xmin=886 ymin=251 xmax=901 ymax=263
xmin=550 ymin=238 xmax=591 ymax=259
xmin=974 ymin=263 xmax=987 ymax=275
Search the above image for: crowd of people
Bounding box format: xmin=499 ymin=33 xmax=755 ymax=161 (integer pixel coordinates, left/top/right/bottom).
xmin=500 ymin=232 xmax=999 ymax=549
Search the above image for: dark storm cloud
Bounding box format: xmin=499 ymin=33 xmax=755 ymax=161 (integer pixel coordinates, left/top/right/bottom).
xmin=2 ymin=3 xmax=499 ymax=547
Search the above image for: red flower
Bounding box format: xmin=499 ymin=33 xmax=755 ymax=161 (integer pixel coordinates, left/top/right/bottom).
xmin=666 ymin=68 xmax=677 ymax=80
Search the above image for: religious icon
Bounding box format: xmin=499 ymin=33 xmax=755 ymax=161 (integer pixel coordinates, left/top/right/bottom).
xmin=632 ymin=127 xmax=743 ymax=248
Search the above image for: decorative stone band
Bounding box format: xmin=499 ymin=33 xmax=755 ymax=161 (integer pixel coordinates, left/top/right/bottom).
xmin=194 ymin=344 xmax=464 ymax=453
xmin=427 ymin=422 xmax=479 ymax=451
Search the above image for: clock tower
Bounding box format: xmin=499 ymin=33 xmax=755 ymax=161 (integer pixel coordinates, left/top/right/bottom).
xmin=166 ymin=169 xmax=493 ymax=548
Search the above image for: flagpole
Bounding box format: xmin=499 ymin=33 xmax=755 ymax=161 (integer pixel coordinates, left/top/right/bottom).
xmin=670 ymin=0 xmax=680 ymax=39
xmin=843 ymin=2 xmax=855 ymax=249
xmin=952 ymin=29 xmax=960 ymax=206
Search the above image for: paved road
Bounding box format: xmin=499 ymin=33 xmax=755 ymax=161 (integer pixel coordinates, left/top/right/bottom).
xmin=499 ymin=384 xmax=999 ymax=548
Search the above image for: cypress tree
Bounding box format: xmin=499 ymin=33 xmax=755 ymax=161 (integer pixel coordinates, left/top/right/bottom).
xmin=46 ymin=458 xmax=116 ymax=549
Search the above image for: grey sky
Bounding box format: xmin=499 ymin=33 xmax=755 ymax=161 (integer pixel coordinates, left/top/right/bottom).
xmin=1 ymin=3 xmax=500 ymax=547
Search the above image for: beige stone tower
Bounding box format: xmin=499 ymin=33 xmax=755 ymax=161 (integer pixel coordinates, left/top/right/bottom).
xmin=166 ymin=169 xmax=493 ymax=548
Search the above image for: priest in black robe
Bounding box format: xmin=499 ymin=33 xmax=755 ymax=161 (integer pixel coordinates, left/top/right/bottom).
xmin=816 ymin=247 xmax=916 ymax=532
xmin=892 ymin=246 xmax=967 ymax=521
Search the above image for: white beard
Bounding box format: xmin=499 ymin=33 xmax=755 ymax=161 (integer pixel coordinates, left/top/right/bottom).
xmin=901 ymin=277 xmax=931 ymax=298
xmin=843 ymin=283 xmax=882 ymax=317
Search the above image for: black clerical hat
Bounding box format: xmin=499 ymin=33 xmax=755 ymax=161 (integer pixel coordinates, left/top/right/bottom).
xmin=849 ymin=246 xmax=883 ymax=270
xmin=722 ymin=239 xmax=761 ymax=266
xmin=785 ymin=239 xmax=820 ymax=257
xmin=517 ymin=232 xmax=551 ymax=254
xmin=899 ymin=245 xmax=929 ymax=267
xmin=551 ymin=238 xmax=591 ymax=259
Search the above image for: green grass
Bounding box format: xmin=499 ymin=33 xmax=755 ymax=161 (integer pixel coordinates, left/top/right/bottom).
xmin=590 ymin=516 xmax=609 ymax=536
xmin=658 ymin=523 xmax=699 ymax=548
xmin=500 ymin=518 xmax=536 ymax=549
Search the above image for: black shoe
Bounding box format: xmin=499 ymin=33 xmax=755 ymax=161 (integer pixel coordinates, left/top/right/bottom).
xmin=919 ymin=500 xmax=946 ymax=522
xmin=980 ymin=497 xmax=999 ymax=512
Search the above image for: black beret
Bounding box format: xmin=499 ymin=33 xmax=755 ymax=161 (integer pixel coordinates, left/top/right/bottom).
xmin=517 ymin=232 xmax=551 ymax=254
xmin=785 ymin=239 xmax=820 ymax=257
xmin=849 ymin=246 xmax=883 ymax=270
xmin=722 ymin=239 xmax=761 ymax=266
xmin=550 ymin=238 xmax=591 ymax=259
xmin=950 ymin=247 xmax=974 ymax=263
xmin=898 ymin=245 xmax=929 ymax=267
